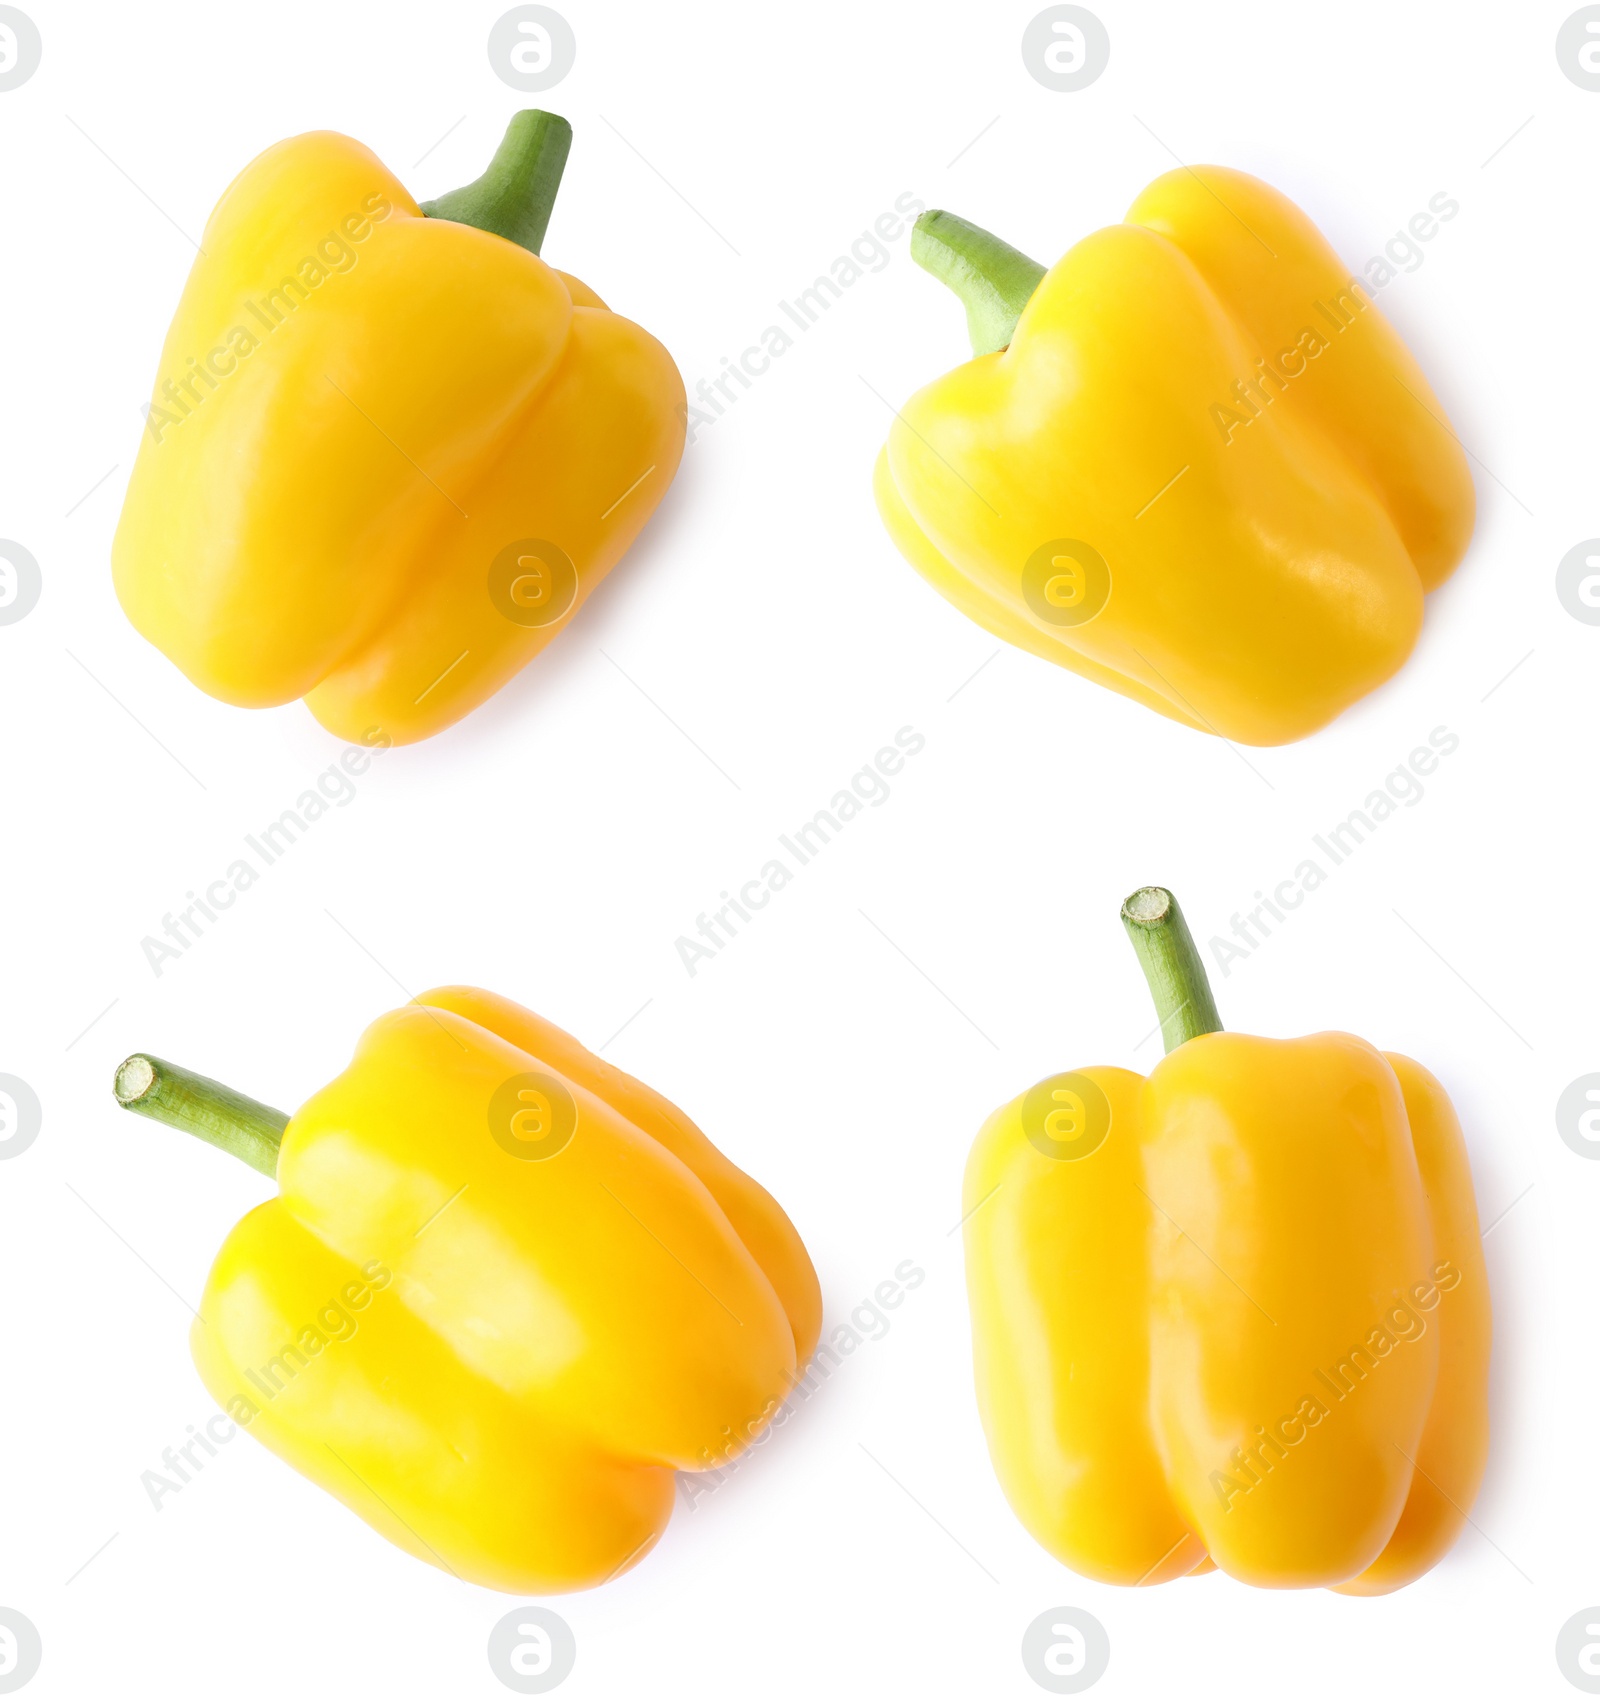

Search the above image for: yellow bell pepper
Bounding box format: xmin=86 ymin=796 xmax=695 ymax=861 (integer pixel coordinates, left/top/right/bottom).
xmin=963 ymin=888 xmax=1490 ymax=1593
xmin=875 ymin=170 xmax=1475 ymax=745
xmin=113 ymin=986 xmax=820 ymax=1593
xmin=113 ymin=111 xmax=685 ymax=745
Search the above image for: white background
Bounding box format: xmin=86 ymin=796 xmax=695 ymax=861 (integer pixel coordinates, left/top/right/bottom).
xmin=0 ymin=1 xmax=1590 ymax=1694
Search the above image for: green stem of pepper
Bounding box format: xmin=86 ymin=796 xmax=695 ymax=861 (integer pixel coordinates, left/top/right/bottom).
xmin=420 ymin=109 xmax=572 ymax=257
xmin=113 ymin=1053 xmax=288 ymax=1179
xmin=910 ymin=209 xmax=1048 ymax=357
xmin=1120 ymin=887 xmax=1224 ymax=1054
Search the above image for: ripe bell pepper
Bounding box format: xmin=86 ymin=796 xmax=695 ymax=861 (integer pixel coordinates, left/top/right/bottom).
xmin=963 ymin=888 xmax=1490 ymax=1593
xmin=112 ymin=111 xmax=685 ymax=745
xmin=113 ymin=987 xmax=819 ymax=1593
xmin=875 ymin=170 xmax=1475 ymax=745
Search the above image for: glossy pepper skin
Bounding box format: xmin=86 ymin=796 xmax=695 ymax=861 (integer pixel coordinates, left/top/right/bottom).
xmin=963 ymin=891 xmax=1490 ymax=1593
xmin=117 ymin=988 xmax=819 ymax=1593
xmin=112 ymin=112 xmax=685 ymax=745
xmin=876 ymin=169 xmax=1475 ymax=745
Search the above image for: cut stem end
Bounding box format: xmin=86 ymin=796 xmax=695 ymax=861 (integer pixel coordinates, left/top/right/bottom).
xmin=113 ymin=1054 xmax=156 ymax=1105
